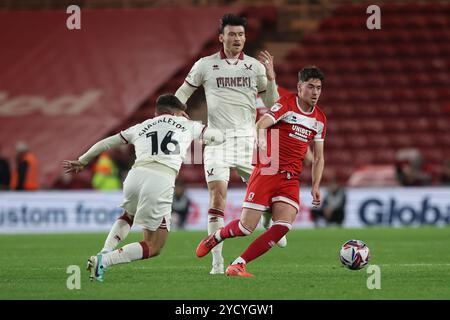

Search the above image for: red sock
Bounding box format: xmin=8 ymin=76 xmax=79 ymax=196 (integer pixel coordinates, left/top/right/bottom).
xmin=118 ymin=213 xmax=134 ymax=227
xmin=139 ymin=241 xmax=150 ymax=259
xmin=219 ymin=219 xmax=251 ymax=240
xmin=241 ymin=224 xmax=290 ymax=264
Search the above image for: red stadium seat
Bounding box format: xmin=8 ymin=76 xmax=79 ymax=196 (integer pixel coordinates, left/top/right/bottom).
xmin=390 ymin=134 xmax=414 ymax=148
xmin=372 ymin=148 xmax=396 ymax=164
xmin=350 ymin=135 xmax=370 ymax=148
xmin=384 ymin=118 xmax=408 ymax=132
xmin=367 ymin=134 xmax=390 ymax=149
xmin=361 ymin=119 xmax=384 ymax=133
xmin=328 ymin=150 xmax=353 ymax=164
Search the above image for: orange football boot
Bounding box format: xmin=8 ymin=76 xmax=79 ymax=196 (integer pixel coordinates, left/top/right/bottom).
xmin=196 ymin=233 xmax=220 ymax=257
xmin=225 ymin=263 xmax=254 ymax=277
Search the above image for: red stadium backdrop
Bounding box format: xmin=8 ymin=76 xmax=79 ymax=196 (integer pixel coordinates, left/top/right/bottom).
xmin=0 ymin=7 xmax=242 ymax=186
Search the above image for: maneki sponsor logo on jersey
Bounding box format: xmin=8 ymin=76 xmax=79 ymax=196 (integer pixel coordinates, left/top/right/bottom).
xmin=216 ymin=77 xmax=251 ymax=88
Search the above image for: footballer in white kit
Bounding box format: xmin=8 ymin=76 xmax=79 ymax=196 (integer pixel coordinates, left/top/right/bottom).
xmin=183 ymin=48 xmax=269 ymax=182
xmin=63 ymin=94 xmax=223 ymax=282
xmin=175 ymin=14 xmax=284 ymax=274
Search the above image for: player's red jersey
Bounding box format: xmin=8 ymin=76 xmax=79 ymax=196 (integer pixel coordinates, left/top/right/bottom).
xmin=255 ymin=93 xmax=327 ymax=176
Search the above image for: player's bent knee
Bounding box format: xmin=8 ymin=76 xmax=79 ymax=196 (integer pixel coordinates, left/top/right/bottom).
xmin=210 ymin=193 xmax=226 ymax=210
xmin=240 ymin=220 xmax=256 ymax=234
xmin=240 ymin=208 xmax=263 ymax=232
xmin=208 ymin=181 xmax=227 ymax=209
xmin=141 ymin=239 xmax=163 ymax=257
xmin=150 ymin=249 xmax=161 ymax=258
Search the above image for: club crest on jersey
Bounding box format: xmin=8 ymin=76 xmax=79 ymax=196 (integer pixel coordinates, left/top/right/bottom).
xmin=271 ymin=103 xmax=283 ymax=112
xmin=212 ymin=65 xmax=219 ymax=70
xmin=244 ymin=64 xmax=253 ymax=70
xmin=248 ymin=192 xmax=255 ymax=201
xmin=312 ymin=121 xmax=318 ymax=130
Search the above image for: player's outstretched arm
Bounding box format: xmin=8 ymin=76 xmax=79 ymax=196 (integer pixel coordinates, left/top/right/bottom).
xmin=311 ymin=141 xmax=325 ymax=208
xmin=255 ymin=114 xmax=275 ymax=150
xmin=62 ymin=134 xmax=126 ymax=174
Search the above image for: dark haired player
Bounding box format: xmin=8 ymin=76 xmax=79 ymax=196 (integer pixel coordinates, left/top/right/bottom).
xmin=63 ymin=94 xmax=223 ymax=282
xmin=175 ymin=13 xmax=283 ymax=274
xmin=196 ymin=67 xmax=327 ymax=277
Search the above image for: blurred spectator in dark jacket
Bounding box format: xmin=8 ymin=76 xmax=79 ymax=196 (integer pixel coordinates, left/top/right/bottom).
xmin=0 ymin=145 xmax=11 ymax=190
xmin=395 ymin=148 xmax=431 ymax=186
xmin=11 ymin=141 xmax=39 ymax=191
xmin=311 ymin=177 xmax=346 ymax=227
xmin=171 ymin=180 xmax=191 ymax=230
xmin=440 ymin=160 xmax=450 ymax=185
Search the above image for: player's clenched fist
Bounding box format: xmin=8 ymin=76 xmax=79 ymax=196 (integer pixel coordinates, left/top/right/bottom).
xmin=311 ymin=187 xmax=321 ymax=208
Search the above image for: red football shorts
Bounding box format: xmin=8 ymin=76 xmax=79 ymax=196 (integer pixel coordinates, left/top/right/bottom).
xmin=242 ymin=167 xmax=300 ymax=213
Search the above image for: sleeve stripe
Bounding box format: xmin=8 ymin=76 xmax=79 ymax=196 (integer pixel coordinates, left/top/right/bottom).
xmin=258 ymin=90 xmax=267 ymax=94
xmin=184 ymin=80 xmax=199 ymax=88
xmin=119 ymin=132 xmax=128 ymax=144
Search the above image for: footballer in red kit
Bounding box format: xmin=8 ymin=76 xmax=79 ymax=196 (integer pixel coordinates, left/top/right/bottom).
xmin=196 ymin=66 xmax=327 ymax=277
xmin=244 ymin=91 xmax=327 ymax=213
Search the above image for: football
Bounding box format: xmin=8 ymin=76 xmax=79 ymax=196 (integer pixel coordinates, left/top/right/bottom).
xmin=339 ymin=240 xmax=370 ymax=270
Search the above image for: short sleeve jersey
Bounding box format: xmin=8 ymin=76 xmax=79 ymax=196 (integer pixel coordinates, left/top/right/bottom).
xmin=185 ymin=49 xmax=267 ymax=136
xmin=258 ymin=93 xmax=327 ymax=175
xmin=120 ymin=114 xmax=205 ymax=172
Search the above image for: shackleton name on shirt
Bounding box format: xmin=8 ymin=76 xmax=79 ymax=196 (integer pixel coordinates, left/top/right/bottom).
xmin=138 ymin=117 xmax=188 ymax=136
xmin=216 ymin=76 xmax=251 ymax=88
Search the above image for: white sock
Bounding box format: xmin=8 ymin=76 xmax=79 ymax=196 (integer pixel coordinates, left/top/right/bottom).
xmin=261 ymin=211 xmax=272 ymax=230
xmin=102 ymin=219 xmax=131 ymax=252
xmin=232 ymin=256 xmax=247 ymax=265
xmin=102 ymin=242 xmax=145 ymax=268
xmin=208 ymin=216 xmax=224 ymax=265
xmin=214 ymin=229 xmax=222 ymax=242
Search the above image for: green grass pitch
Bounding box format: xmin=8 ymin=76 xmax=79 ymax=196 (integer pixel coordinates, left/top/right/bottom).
xmin=1 ymin=227 xmax=449 ymax=299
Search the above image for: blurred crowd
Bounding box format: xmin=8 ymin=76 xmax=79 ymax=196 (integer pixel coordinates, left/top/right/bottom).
xmin=395 ymin=148 xmax=450 ymax=186
xmin=1 ymin=141 xmax=449 ymax=231
xmin=0 ymin=141 xmax=39 ymax=191
xmin=0 ymin=141 xmax=135 ymax=191
xmin=1 ymin=142 xmax=450 ymax=192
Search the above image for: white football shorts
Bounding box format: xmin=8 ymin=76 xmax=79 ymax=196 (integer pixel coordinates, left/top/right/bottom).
xmin=120 ymin=163 xmax=176 ymax=231
xmin=204 ymin=136 xmax=254 ymax=183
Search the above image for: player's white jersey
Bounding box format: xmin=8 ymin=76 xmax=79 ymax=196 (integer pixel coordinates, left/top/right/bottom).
xmin=120 ymin=114 xmax=204 ymax=172
xmin=185 ymin=49 xmax=268 ymax=137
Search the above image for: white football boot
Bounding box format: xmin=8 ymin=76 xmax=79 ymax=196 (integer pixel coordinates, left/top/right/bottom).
xmin=210 ymin=250 xmax=224 ymax=274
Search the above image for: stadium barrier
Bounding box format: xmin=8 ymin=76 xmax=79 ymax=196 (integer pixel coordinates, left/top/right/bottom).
xmin=0 ymin=187 xmax=449 ymax=233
